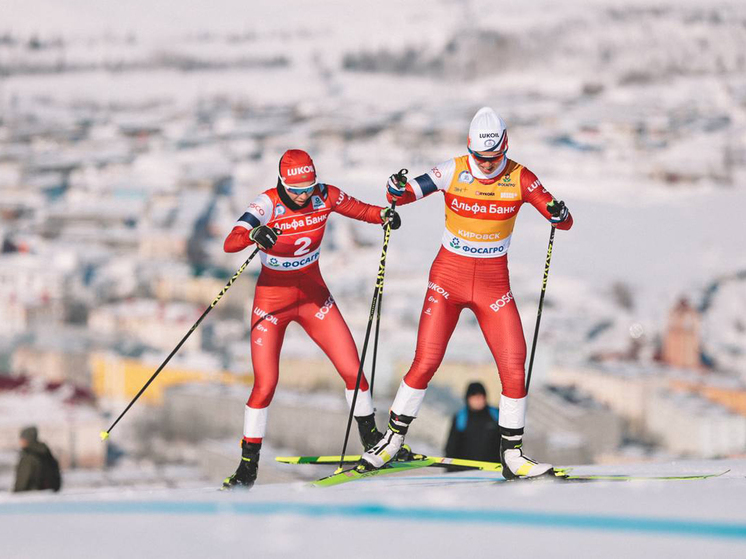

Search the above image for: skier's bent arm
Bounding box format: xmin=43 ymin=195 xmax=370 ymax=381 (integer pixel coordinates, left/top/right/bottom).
xmin=520 ymin=168 xmax=573 ymax=230
xmin=224 ymin=227 xmax=253 ymax=252
xmin=223 ymin=193 xmax=274 ymax=252
xmin=386 ymin=159 xmax=456 ymax=205
xmin=329 ymin=185 xmax=386 ymax=224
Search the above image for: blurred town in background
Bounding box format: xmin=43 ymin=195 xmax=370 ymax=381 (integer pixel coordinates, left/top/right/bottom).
xmin=1 ymin=0 xmax=746 ymax=490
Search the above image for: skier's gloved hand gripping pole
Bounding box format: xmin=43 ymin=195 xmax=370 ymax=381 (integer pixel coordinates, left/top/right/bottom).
xmin=337 ymin=169 xmax=407 ymax=471
xmin=100 ymin=228 xmax=282 ymax=441
xmin=525 ymin=200 xmax=565 ymax=394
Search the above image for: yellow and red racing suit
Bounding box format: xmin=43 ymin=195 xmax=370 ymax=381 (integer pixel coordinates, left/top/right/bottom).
xmin=393 ymin=155 xmax=573 ymax=400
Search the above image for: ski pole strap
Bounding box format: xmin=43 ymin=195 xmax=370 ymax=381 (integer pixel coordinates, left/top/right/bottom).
xmin=395 ymin=168 xmax=408 ymax=189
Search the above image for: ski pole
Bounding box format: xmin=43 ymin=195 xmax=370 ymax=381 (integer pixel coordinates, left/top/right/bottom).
xmin=369 ymin=193 xmax=399 ymax=398
xmin=369 ymin=168 xmax=407 ymax=395
xmin=100 ymin=246 xmax=262 ymax=441
xmin=525 ymin=223 xmax=556 ymax=394
xmin=369 ymin=276 xmax=385 ymax=398
xmin=338 ymin=169 xmax=407 ymax=470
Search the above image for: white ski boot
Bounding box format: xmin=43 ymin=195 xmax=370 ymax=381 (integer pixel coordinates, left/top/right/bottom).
xmin=358 ymin=413 xmax=413 ymax=470
xmin=500 ymin=432 xmax=553 ymax=479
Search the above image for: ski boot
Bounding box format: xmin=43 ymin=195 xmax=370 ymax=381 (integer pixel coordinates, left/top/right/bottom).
xmin=499 ymin=428 xmax=552 ymax=480
xmin=222 ymin=440 xmax=261 ymax=490
xmin=358 ymin=412 xmax=414 ymax=471
xmin=355 ymin=413 xmax=384 ymax=451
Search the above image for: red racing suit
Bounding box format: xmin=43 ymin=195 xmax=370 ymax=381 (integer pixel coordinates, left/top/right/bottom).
xmin=394 ymin=155 xmax=573 ymax=401
xmin=225 ymin=183 xmax=385 ymax=439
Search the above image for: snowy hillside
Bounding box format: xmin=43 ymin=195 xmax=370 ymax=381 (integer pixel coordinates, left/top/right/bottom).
xmin=4 ymin=1 xmax=744 ymax=366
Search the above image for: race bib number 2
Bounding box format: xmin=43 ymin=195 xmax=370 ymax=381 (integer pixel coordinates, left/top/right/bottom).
xmin=294 ymin=237 xmax=312 ymax=256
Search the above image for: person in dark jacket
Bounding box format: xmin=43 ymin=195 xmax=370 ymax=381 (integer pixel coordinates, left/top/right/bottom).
xmin=445 ymin=382 xmax=501 ymax=465
xmin=13 ymin=426 xmax=61 ymax=493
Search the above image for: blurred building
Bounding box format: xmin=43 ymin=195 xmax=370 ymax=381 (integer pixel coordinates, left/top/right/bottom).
xmin=154 ymin=273 xmax=254 ymax=314
xmin=551 ymin=363 xmax=746 ymax=458
xmin=11 ymin=333 xmax=91 ymax=387
xmin=0 ymin=253 xmax=69 ymax=336
xmin=528 ymin=385 xmax=624 ymax=464
xmin=550 ymin=364 xmax=664 ymax=434
xmin=671 ymin=377 xmax=746 ymax=417
xmin=92 ymin=349 xmax=373 ymax=405
xmin=91 ymin=352 xmax=252 ymax=405
xmin=662 ymin=298 xmax=702 ymax=370
xmin=88 ymin=299 xmax=204 ymax=352
xmin=647 ymin=390 xmax=746 ymax=457
xmin=139 ymin=233 xmax=188 ymax=260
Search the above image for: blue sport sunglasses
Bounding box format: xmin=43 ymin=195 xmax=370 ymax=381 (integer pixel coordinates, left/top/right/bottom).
xmin=285 ymin=185 xmax=315 ymax=196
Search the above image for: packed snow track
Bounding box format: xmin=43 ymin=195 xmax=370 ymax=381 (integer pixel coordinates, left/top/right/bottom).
xmin=2 ymin=458 xmax=745 ymax=558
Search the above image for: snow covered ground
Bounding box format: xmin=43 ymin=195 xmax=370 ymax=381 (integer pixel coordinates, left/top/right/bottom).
xmin=2 ymin=458 xmax=745 ymax=559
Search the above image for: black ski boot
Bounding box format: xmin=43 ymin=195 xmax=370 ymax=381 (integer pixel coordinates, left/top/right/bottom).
xmin=222 ymin=440 xmax=261 ymax=490
xmin=355 ymin=413 xmax=384 ymax=451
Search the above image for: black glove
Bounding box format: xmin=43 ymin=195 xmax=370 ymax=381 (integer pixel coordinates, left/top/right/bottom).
xmin=380 ymin=208 xmax=401 ymax=230
xmin=249 ymin=225 xmax=280 ymax=250
xmin=547 ymin=200 xmax=569 ymax=224
xmin=386 ymin=168 xmax=409 ymax=198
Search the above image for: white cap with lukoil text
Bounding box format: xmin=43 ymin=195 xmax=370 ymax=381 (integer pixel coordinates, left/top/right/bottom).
xmin=467 ymin=107 xmax=508 ymax=154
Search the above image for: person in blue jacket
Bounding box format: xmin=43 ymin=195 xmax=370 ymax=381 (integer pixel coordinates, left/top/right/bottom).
xmin=445 ymin=382 xmax=501 ymax=465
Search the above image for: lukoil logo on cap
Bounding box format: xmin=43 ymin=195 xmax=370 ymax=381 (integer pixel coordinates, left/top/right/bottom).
xmin=279 ymin=149 xmax=317 ymax=186
xmin=286 ymin=165 xmax=315 ymax=177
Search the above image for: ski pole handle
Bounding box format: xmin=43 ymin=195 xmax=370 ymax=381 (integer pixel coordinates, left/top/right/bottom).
xmin=390 ymin=168 xmax=407 ymax=212
xmin=394 ymin=168 xmax=408 ymax=189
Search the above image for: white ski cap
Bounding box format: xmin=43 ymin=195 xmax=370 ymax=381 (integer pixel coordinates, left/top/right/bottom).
xmin=467 ymin=107 xmax=508 ymax=155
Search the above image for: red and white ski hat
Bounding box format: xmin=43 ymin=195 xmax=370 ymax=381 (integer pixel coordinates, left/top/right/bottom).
xmin=467 ymin=107 xmax=508 ymax=158
xmin=279 ymin=149 xmax=317 ymax=188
